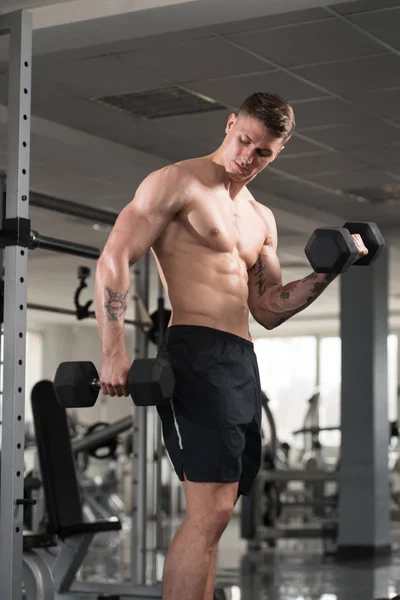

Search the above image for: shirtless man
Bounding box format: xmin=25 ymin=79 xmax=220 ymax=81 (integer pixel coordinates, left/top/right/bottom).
xmin=94 ymin=92 xmax=367 ymax=600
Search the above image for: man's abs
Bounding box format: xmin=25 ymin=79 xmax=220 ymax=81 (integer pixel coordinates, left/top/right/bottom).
xmin=152 ymin=226 xmax=262 ymax=341
xmin=165 ymin=251 xmax=251 ymax=339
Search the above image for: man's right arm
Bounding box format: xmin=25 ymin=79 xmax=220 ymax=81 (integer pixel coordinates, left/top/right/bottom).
xmin=95 ymin=165 xmax=186 ymax=363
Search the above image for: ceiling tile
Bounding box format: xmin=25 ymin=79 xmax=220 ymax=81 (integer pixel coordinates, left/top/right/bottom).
xmin=346 ymin=88 xmax=400 ymax=118
xmin=387 ymin=163 xmax=400 ymax=175
xmin=188 ymin=70 xmax=328 ymax=109
xmin=31 ymin=28 xmax=213 ymax=68
xmin=257 ymin=173 xmax=352 ymax=210
xmin=306 ymin=168 xmax=398 ymax=190
xmin=348 ymin=8 xmax=400 ymax=50
xmin=129 ymin=133 xmax=215 ymax=163
xmin=281 ymin=135 xmax=325 ymax=155
xmin=30 ymin=86 xmax=203 ymax=162
xmin=346 ymin=143 xmax=400 ymax=166
xmin=29 ymin=84 xmax=146 ymax=138
xmin=33 ymin=55 xmax=169 ymax=98
xmin=292 ymin=97 xmax=372 ymax=128
xmin=156 ymin=109 xmax=232 ymax=143
xmin=250 ymin=168 xmax=289 ymax=189
xmin=230 ymin=19 xmax=386 ymax=68
xmin=123 ymin=37 xmax=270 ymax=83
xmin=293 ymin=54 xmax=400 ymax=94
xmin=116 ymin=28 xmax=213 ymax=52
xmin=304 ymin=120 xmax=400 ymax=149
xmin=334 ymin=0 xmax=400 ymax=15
xmin=209 ymin=7 xmax=332 ymax=35
xmin=277 ymin=152 xmax=367 ymax=176
xmin=90 ymin=117 xmax=215 ymax=162
xmin=256 ymin=173 xmax=400 ymax=225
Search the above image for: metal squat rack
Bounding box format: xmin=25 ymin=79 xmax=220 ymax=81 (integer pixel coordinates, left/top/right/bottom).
xmin=0 ymin=10 xmax=163 ymax=599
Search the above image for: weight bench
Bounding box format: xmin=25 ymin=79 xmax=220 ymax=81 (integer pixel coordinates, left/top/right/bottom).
xmin=30 ymin=380 xmax=122 ymax=596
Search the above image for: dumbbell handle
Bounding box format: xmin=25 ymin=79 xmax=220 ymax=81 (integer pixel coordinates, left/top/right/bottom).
xmin=90 ymin=378 xmax=128 ymax=393
xmin=91 ymin=378 xmax=100 ymax=390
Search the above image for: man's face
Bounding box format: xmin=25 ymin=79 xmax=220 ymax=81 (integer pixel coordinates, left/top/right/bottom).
xmin=222 ymin=113 xmax=285 ymax=181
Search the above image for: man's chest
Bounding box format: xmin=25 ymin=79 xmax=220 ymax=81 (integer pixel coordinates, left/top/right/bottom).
xmin=182 ymin=192 xmax=266 ymax=267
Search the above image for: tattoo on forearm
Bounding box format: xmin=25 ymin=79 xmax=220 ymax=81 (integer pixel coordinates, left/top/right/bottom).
xmin=298 ymin=274 xmax=336 ymax=311
xmin=104 ymin=286 xmax=129 ymax=321
xmin=276 ymin=273 xmax=336 ymax=326
xmin=250 ymin=256 xmax=268 ymax=297
xmin=278 ymin=281 xmax=298 ymax=301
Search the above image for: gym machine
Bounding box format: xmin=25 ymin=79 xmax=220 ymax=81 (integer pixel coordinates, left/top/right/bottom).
xmin=242 ymin=393 xmax=339 ymax=553
xmin=0 ymin=10 xmax=167 ymax=598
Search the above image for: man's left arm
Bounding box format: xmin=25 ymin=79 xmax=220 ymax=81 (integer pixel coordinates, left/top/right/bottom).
xmin=247 ymin=206 xmax=338 ymax=330
xmin=247 ymin=243 xmax=337 ymax=330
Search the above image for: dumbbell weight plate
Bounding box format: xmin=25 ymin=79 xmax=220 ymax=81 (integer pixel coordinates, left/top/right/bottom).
xmin=305 ymin=227 xmax=358 ymax=274
xmin=343 ymin=221 xmax=386 ymax=266
xmin=54 ymin=361 xmax=99 ymax=408
xmin=128 ymin=358 xmax=175 ymax=407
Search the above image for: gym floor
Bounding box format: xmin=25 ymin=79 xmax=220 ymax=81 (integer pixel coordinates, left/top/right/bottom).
xmin=78 ymin=516 xmax=400 ymax=599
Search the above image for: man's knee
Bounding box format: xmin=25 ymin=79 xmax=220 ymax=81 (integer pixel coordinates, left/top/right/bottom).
xmin=184 ymin=479 xmax=238 ymax=540
xmin=199 ymin=497 xmax=236 ymax=544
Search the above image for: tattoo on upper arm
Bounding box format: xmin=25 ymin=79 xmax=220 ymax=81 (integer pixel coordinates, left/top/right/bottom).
xmin=250 ymin=256 xmax=268 ymax=297
xmin=104 ymin=286 xmax=129 ymax=321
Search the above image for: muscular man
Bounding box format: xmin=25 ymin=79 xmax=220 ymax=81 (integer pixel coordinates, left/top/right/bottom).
xmin=95 ymin=92 xmax=367 ymax=600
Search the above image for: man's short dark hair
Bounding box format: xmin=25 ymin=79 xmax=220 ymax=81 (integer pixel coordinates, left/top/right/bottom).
xmin=238 ymin=92 xmax=295 ymax=143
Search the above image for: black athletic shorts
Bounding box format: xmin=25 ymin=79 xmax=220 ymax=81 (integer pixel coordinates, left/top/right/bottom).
xmin=156 ymin=325 xmax=262 ymax=496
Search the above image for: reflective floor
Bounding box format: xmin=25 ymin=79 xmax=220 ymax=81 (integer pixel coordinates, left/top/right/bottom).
xmin=215 ymin=520 xmax=400 ymax=600
xmin=79 ymin=517 xmax=400 ymax=600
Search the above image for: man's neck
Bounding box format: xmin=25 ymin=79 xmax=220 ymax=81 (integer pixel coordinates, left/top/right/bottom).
xmin=208 ymin=150 xmax=253 ymax=197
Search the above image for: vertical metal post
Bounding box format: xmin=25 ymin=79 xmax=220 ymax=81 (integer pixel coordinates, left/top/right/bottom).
xmin=0 ymin=10 xmax=32 ymax=600
xmin=131 ymin=252 xmax=150 ymax=585
xmin=155 ymin=279 xmax=164 ymax=551
xmin=0 ymin=177 xmax=5 ymax=436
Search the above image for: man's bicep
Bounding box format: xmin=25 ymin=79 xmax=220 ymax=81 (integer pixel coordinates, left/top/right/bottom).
xmin=247 ymin=245 xmax=282 ymax=319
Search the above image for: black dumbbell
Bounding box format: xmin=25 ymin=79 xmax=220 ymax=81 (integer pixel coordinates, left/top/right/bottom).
xmin=305 ymin=221 xmax=386 ymax=274
xmin=53 ymin=358 xmax=175 ymax=408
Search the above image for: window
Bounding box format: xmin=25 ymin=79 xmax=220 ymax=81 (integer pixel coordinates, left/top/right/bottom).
xmin=254 ymin=334 xmax=398 ymax=450
xmin=254 ymin=337 xmax=317 ymax=443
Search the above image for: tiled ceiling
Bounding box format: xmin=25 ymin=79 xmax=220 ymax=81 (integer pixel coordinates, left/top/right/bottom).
xmin=0 ymin=0 xmax=399 ymax=218
xmin=1 ymin=0 xmax=400 ymax=329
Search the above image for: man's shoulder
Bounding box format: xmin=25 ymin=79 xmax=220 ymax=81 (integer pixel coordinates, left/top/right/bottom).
xmin=174 ymin=157 xmax=210 ymax=180
xmin=142 ymin=163 xmax=195 ymax=201
xmin=249 ymin=196 xmax=275 ymax=223
xmin=149 ymin=160 xmax=201 ymax=186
